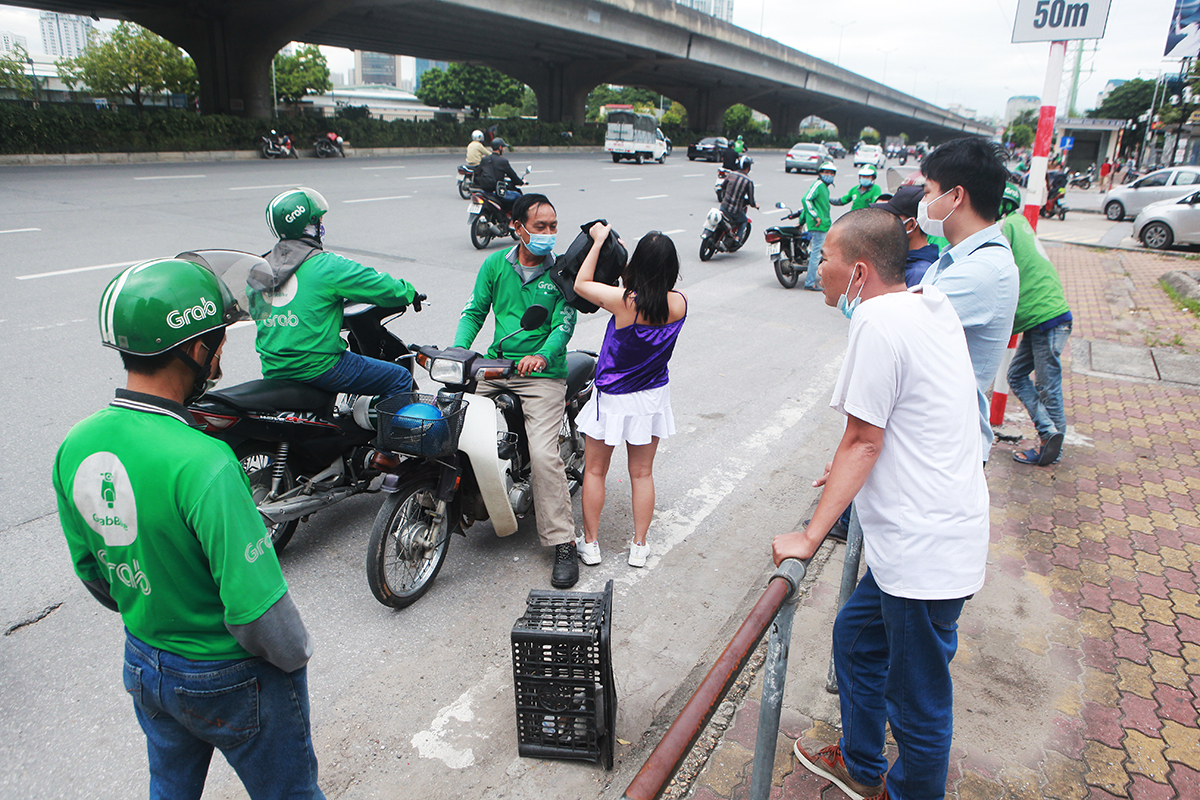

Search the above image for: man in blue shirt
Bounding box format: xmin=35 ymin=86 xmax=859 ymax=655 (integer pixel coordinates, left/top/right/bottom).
xmin=871 ymin=184 xmax=941 ymax=287
xmin=916 ymin=138 xmax=1020 ymax=462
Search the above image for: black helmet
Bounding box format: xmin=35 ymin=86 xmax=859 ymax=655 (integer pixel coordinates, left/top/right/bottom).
xmin=491 ymin=137 xmax=507 ymax=150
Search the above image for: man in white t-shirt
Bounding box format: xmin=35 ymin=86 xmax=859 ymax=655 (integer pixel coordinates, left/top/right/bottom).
xmin=774 ymin=209 xmax=989 ymax=800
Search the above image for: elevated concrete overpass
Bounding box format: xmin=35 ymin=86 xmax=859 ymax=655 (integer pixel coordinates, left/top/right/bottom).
xmin=17 ymin=0 xmax=993 ymax=141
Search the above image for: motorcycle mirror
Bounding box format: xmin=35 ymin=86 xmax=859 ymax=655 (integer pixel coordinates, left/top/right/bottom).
xmin=521 ymin=305 xmax=549 ymax=330
xmin=775 ymin=201 xmax=786 ymax=209
xmin=524 ymin=165 xmax=532 ymax=175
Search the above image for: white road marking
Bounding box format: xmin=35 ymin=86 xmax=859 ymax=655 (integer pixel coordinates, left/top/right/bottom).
xmin=523 ymin=183 xmax=561 ymax=189
xmin=133 ymin=174 xmax=206 ymax=181
xmin=637 ymin=194 xmax=669 ymax=200
xmin=405 ymin=175 xmax=448 ymax=180
xmin=602 ymin=166 xmax=629 ymax=171
xmin=228 ymin=183 xmax=301 ymax=192
xmin=411 ymin=669 xmax=504 ymax=768
xmin=342 ymin=195 xmax=413 ymax=204
xmin=0 ymin=228 xmax=40 ymax=234
xmin=682 ymin=174 xmax=706 ymax=178
xmin=662 ymin=229 xmax=686 ymax=235
xmin=16 ymin=260 xmax=142 ymax=280
xmin=361 ymin=165 xmax=406 ymax=170
xmin=611 ymin=177 xmax=642 ymax=182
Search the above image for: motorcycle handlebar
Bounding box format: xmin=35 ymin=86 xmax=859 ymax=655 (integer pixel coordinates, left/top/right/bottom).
xmin=412 ymin=293 xmax=426 ymax=312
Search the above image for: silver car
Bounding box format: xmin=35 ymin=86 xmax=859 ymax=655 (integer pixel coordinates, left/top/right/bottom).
xmin=1133 ymin=191 xmax=1200 ymax=250
xmin=1103 ymin=166 xmax=1200 ymax=221
xmin=785 ymin=143 xmax=830 ymax=174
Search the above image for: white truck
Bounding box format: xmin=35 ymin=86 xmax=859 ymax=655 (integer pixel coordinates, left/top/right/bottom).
xmin=605 ymin=110 xmax=668 ymax=164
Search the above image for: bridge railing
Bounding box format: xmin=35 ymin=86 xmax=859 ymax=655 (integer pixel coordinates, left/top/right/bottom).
xmin=621 ymin=558 xmax=809 ymax=800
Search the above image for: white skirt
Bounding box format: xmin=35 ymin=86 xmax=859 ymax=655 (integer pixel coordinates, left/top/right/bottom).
xmin=577 ymin=384 xmax=675 ymax=446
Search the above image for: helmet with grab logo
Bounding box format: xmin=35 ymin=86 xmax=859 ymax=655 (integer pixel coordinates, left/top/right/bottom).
xmin=266 ymin=187 xmax=330 ymax=240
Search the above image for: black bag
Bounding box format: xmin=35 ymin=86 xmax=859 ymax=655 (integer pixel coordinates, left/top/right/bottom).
xmin=549 ymin=219 xmax=627 ymax=313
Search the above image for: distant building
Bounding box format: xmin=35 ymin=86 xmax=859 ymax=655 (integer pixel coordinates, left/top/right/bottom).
xmin=1005 ymin=95 xmax=1041 ymax=125
xmin=947 ymin=103 xmax=980 ymax=121
xmin=1 ymin=30 xmax=28 ymax=54
xmin=1096 ymin=79 xmax=1127 ymax=109
xmin=40 ymin=12 xmax=93 ymax=59
xmin=308 ymin=83 xmax=460 ymax=122
xmin=354 ymin=51 xmax=400 ymax=87
xmin=414 ymin=58 xmax=448 ymax=92
xmin=675 ymin=0 xmax=734 ymax=23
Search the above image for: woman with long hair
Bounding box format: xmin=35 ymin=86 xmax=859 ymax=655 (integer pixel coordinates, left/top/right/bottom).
xmin=573 ymin=223 xmax=686 ymax=567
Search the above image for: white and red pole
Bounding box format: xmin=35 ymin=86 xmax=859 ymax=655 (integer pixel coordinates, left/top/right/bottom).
xmin=990 ymin=335 xmax=1019 ymax=426
xmin=1023 ymin=40 xmax=1067 ymax=233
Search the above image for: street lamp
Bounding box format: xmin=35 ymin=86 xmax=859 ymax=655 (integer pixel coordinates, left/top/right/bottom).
xmin=880 ymin=47 xmax=898 ymax=86
xmin=26 ymin=56 xmax=40 ymax=106
xmin=830 ymin=21 xmax=855 ymax=68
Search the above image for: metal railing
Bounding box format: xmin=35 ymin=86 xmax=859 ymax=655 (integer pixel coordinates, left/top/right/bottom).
xmin=622 ymin=558 xmax=809 ymax=800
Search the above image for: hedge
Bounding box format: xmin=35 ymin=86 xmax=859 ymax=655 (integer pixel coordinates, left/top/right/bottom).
xmin=0 ymin=101 xmax=832 ymax=155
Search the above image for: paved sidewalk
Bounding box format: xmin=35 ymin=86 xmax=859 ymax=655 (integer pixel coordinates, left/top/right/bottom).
xmin=682 ymin=244 xmax=1200 ymax=799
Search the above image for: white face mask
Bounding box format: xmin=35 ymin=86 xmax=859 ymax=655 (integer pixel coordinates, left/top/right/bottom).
xmin=916 ymin=188 xmax=955 ymax=238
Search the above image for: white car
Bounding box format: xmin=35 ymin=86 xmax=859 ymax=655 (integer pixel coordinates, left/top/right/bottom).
xmin=854 ymin=144 xmax=886 ymax=171
xmin=1133 ymin=190 xmax=1200 ymax=249
xmin=1103 ymin=166 xmax=1200 ymax=221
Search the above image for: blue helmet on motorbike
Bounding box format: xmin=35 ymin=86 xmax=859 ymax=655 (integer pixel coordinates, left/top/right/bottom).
xmin=392 ymin=402 xmax=450 ymax=457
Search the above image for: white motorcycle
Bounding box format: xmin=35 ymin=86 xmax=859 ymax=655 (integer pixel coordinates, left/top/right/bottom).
xmin=365 ymin=307 xmax=596 ymax=608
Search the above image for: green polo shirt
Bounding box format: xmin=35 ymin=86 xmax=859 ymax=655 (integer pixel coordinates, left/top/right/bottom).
xmin=1001 ymin=213 xmax=1070 ymax=334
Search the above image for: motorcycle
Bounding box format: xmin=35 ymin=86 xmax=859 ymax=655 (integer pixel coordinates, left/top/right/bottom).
xmin=699 ymin=206 xmax=752 ymax=262
xmin=1068 ymin=164 xmax=1095 ymax=190
xmin=467 ymin=165 xmax=531 ymax=250
xmin=714 ymin=167 xmax=728 ymax=201
xmin=765 ymin=203 xmax=812 ymax=289
xmin=1041 ymin=171 xmax=1068 ymax=220
xmin=261 ymin=130 xmax=298 ymax=159
xmin=365 ymin=306 xmax=596 ymax=609
xmin=457 ymin=164 xmax=476 ymax=200
xmin=179 ymin=249 xmax=423 ymax=554
xmin=314 ymin=131 xmax=345 ymax=158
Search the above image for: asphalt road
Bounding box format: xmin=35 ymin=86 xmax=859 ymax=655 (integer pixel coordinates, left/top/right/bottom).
xmin=0 ymin=149 xmax=861 ymax=800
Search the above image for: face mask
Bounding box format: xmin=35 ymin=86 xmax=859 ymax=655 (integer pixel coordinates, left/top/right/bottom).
xmin=837 ymin=266 xmax=864 ymax=320
xmin=521 ymin=226 xmax=556 ymax=256
xmin=859 ymin=178 xmax=873 ymax=188
xmin=820 ymin=173 xmax=835 ymax=185
xmin=917 ymin=188 xmax=955 ymax=238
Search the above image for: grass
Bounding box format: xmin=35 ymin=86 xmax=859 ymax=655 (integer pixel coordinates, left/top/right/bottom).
xmin=1160 ymin=278 xmax=1200 ymax=318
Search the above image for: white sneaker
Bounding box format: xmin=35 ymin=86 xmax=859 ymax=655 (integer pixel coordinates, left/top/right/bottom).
xmin=576 ymin=536 xmax=601 ymax=565
xmin=628 ymin=541 xmax=649 ymax=568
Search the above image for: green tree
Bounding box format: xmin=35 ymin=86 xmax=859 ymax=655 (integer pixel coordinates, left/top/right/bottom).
xmin=274 ymin=44 xmax=331 ymax=105
xmin=492 ymin=85 xmax=538 ymax=119
xmin=0 ymin=44 xmax=33 ymax=99
xmin=1005 ymin=124 xmax=1034 ymax=149
xmin=661 ymin=100 xmax=687 ymax=127
xmin=58 ymin=22 xmax=197 ymax=112
xmin=416 ymin=63 xmax=523 ymax=117
xmin=585 ymin=85 xmax=659 ymax=122
xmin=723 ymin=104 xmax=759 ymax=134
xmin=1089 ymin=78 xmax=1156 ymax=122
xmin=1011 ymin=108 xmax=1039 ymax=129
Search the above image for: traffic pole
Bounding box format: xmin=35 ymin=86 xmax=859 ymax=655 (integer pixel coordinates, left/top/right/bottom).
xmin=1024 ymin=40 xmax=1067 ymax=233
xmin=990 ymin=335 xmax=1019 ymax=427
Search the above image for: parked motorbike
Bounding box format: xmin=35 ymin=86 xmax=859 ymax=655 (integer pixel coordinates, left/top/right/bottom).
xmin=179 ymin=249 xmax=423 ymax=553
xmin=457 ymin=164 xmax=476 ymax=199
xmin=261 ymin=130 xmax=298 ymax=159
xmin=1041 ymin=171 xmax=1068 ymax=220
xmin=365 ymin=306 xmax=596 ymax=608
xmin=314 ymin=131 xmax=345 ymax=158
xmin=765 ymin=203 xmax=812 ymax=289
xmin=699 ymin=206 xmax=752 ymax=262
xmin=467 ymin=165 xmax=531 ymax=250
xmin=1068 ymin=164 xmax=1095 ymax=190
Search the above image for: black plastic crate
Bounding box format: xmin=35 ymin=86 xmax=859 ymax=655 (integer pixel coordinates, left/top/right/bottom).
xmin=511 ymin=580 xmax=615 ymax=768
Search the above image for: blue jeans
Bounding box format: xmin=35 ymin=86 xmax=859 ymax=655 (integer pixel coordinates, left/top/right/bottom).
xmin=833 ymin=570 xmax=966 ymax=800
xmin=123 ymin=631 xmax=324 ymax=800
xmin=307 ymin=349 xmax=412 ymax=399
xmin=805 ymin=230 xmax=826 ymax=288
xmin=1006 ymin=323 xmax=1071 ymax=440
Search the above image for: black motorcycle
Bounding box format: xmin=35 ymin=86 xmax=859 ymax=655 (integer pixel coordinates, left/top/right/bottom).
xmin=765 ymin=203 xmax=812 ymax=289
xmin=467 ymin=165 xmax=531 ymax=250
xmin=699 ymin=206 xmax=752 ymax=262
xmin=179 ymin=249 xmax=422 ymax=553
xmin=314 ymin=132 xmax=346 ymax=158
xmin=261 ymin=130 xmax=298 ymax=159
xmin=457 ymin=165 xmax=476 ymax=199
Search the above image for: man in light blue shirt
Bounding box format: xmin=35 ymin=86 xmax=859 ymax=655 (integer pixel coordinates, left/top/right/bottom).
xmin=917 ymin=138 xmax=1020 ymax=461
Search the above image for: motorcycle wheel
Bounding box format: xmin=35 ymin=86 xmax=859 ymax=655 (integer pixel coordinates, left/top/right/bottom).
xmin=774 ymin=257 xmax=799 ymax=288
xmin=366 ymin=471 xmax=450 ymax=609
xmin=261 ymin=145 xmax=275 ymax=160
xmin=236 ymin=444 xmax=299 ymax=552
xmin=470 ymin=213 xmax=493 ymax=250
xmin=315 ymin=144 xmax=327 ymax=158
xmin=699 ymin=235 xmax=716 ymax=262
xmin=1079 ymin=179 xmax=1090 ymax=190
xmin=458 ymin=178 xmax=472 ymax=200
xmin=559 ymin=415 xmax=586 ymax=495
xmin=736 ymin=221 xmax=752 ymax=248
xmin=1058 ymin=209 xmax=1066 ymax=221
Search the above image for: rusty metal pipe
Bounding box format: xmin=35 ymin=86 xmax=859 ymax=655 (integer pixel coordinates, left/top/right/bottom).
xmin=623 ymin=559 xmax=807 ymax=800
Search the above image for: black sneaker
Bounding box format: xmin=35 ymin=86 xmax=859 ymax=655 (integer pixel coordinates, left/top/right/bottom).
xmin=552 ymin=542 xmax=579 ymax=589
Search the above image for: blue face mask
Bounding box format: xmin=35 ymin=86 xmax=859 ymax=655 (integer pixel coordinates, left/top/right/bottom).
xmin=522 ymin=228 xmax=556 ymax=256
xmin=820 ymin=173 xmax=835 ymax=185
xmin=859 ymin=178 xmax=873 ymax=188
xmin=837 ymin=267 xmax=864 ymax=320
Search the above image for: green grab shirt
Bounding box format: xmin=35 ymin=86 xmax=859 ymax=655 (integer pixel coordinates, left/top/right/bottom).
xmin=837 ymin=183 xmax=883 ymax=211
xmin=1001 ymin=213 xmax=1071 ymax=334
xmin=252 ymin=250 xmax=416 ymax=381
xmin=52 ymin=393 xmax=289 ymax=660
xmin=802 ymin=180 xmax=832 ymax=232
xmin=454 ymin=247 xmax=577 ymax=379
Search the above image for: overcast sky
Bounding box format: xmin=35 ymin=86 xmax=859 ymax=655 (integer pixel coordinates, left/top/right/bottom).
xmin=0 ymin=0 xmax=1185 ymax=119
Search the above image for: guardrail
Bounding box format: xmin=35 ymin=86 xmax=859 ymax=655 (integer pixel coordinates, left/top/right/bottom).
xmin=622 ymin=557 xmax=809 ymax=800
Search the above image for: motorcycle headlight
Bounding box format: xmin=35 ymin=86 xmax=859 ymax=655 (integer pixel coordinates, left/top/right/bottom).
xmin=429 ymin=358 xmax=466 ymax=385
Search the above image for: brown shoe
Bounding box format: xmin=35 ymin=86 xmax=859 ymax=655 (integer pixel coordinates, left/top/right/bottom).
xmin=793 ymin=741 xmax=884 ymax=800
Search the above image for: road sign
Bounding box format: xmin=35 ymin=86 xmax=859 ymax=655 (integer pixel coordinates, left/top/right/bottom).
xmin=1060 ymin=136 xmax=1074 ymax=150
xmin=1012 ymin=0 xmax=1111 ymax=43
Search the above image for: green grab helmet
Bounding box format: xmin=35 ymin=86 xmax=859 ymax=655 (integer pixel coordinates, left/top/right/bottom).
xmin=99 ymin=258 xmax=236 ymax=355
xmin=857 ymin=165 xmax=877 ymax=178
xmin=999 ymin=182 xmax=1022 ymax=219
xmin=266 ymin=186 xmax=329 ymax=240
xmin=818 ymin=161 xmax=836 ymax=173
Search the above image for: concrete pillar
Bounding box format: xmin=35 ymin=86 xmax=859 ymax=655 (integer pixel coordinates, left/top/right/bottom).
xmin=676 ymin=87 xmax=744 ymax=134
xmin=766 ymin=103 xmax=808 ymax=140
xmin=491 ymin=59 xmax=627 ymax=128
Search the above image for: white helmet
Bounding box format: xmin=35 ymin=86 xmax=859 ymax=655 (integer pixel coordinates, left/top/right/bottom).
xmin=471 ymin=130 xmax=484 ymax=142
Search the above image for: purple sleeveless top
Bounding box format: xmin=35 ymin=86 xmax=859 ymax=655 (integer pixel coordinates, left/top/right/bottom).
xmin=594 ymin=297 xmax=686 ymax=395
